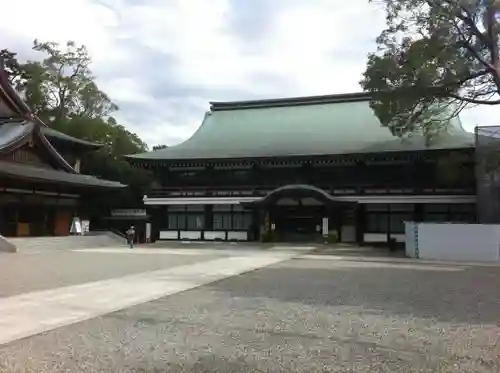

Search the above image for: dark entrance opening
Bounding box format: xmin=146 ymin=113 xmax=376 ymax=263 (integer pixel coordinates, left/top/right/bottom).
xmin=270 ymin=204 xmax=324 ymax=242
xmin=242 ymin=184 xmax=355 ymax=243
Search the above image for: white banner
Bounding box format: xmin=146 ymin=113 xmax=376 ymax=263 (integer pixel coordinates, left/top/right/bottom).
xmin=322 ymin=217 xmax=328 ymax=236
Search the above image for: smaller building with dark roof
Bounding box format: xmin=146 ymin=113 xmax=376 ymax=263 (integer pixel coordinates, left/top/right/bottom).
xmin=0 ymin=61 xmax=125 ymax=237
xmin=127 ymin=92 xmax=476 ymax=244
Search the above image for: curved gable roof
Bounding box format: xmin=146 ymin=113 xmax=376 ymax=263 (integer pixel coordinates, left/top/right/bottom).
xmin=0 ymin=59 xmax=125 ymax=188
xmin=0 ymin=61 xmax=78 ymax=172
xmin=41 ymin=127 xmax=103 ymax=149
xmin=0 ymin=60 xmax=101 ymax=158
xmin=128 ymin=93 xmax=474 ymax=161
xmin=0 ymin=63 xmax=32 ymax=118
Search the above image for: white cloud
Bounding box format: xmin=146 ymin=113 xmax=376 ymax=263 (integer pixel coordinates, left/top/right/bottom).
xmin=1 ymin=0 xmax=499 ymax=147
xmin=0 ymin=0 xmax=118 ymax=55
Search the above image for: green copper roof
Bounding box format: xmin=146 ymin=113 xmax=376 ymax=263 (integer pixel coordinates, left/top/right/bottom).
xmin=128 ymin=93 xmax=474 ymax=161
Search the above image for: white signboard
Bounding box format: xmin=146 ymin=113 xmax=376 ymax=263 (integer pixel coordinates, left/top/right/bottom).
xmin=322 ymin=217 xmax=329 ymax=236
xmin=70 ymin=217 xmax=82 ymax=235
xmin=81 ymin=220 xmax=90 ymax=234
xmin=146 ymin=222 xmax=152 ymax=242
xmin=111 ymin=209 xmax=147 ymax=217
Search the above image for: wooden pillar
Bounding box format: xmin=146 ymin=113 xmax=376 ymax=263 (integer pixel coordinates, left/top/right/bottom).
xmin=355 ymin=203 xmax=366 ymax=244
xmin=204 ymin=204 xmax=213 ymax=240
xmin=259 ymin=207 xmax=269 ymax=241
xmin=149 ymin=206 xmax=165 ymax=242
xmin=414 ymin=203 xmax=423 ymax=222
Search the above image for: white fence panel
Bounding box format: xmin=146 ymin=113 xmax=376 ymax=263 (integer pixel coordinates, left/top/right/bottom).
xmin=204 ymin=231 xmax=226 ymax=240
xmin=227 ymin=231 xmax=248 ymax=241
xmin=404 ymin=222 xmax=417 ymax=258
xmin=159 ymin=231 xmax=178 ymax=240
xmin=180 ymin=231 xmax=202 ymax=240
xmin=416 ymin=223 xmax=500 ymax=262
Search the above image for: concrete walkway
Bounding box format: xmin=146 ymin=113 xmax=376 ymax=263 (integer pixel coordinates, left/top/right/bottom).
xmin=76 ymin=245 xmax=316 ymax=256
xmin=0 ymin=252 xmax=298 ymax=346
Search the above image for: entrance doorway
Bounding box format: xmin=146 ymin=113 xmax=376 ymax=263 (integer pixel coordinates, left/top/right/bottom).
xmin=241 ymin=184 xmax=356 ymax=243
xmin=271 ymin=205 xmax=324 ymax=242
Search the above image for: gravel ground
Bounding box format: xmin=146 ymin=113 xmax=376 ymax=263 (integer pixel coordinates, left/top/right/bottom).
xmin=0 ymin=250 xmax=221 ymax=297
xmin=1 ymin=256 xmax=499 ymax=372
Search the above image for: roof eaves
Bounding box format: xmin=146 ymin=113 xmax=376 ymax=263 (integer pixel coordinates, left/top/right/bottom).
xmin=124 ymin=144 xmax=475 ymax=163
xmin=42 ymin=127 xmax=103 ymax=148
xmin=0 ymin=160 xmax=127 ymax=188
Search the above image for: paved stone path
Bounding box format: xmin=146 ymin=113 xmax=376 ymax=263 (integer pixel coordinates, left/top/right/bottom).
xmin=0 ymin=251 xmax=299 ymax=346
xmin=0 ymin=248 xmax=220 ymax=297
xmin=1 ymin=245 xmax=499 ymax=372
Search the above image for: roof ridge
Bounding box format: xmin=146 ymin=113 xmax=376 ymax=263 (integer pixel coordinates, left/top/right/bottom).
xmin=210 ymin=92 xmax=371 ymax=111
xmin=0 ymin=58 xmax=34 ymax=118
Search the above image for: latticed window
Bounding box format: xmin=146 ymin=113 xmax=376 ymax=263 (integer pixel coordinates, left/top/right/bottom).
xmin=212 ymin=204 xmax=253 ymax=230
xmin=213 ymin=213 xmax=232 ymax=230
xmin=168 ymin=214 xmax=186 ymax=229
xmin=187 ymin=215 xmax=204 ymax=229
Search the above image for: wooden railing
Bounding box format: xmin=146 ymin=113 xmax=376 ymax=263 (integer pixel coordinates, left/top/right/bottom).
xmin=146 ymin=184 xmax=475 ymax=198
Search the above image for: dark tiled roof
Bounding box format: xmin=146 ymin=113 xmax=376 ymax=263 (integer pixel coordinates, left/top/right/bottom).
xmin=0 ymin=62 xmax=121 ymax=187
xmin=0 ymin=160 xmax=125 ymax=188
xmin=0 ymin=62 xmax=99 ymax=171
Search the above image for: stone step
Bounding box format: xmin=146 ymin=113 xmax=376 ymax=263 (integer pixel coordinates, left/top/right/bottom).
xmin=6 ymin=233 xmax=125 ymax=251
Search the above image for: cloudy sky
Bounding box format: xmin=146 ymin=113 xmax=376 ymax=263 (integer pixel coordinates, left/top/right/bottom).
xmin=1 ymin=0 xmax=499 ymax=148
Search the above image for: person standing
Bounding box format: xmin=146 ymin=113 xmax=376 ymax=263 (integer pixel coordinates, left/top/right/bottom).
xmin=126 ymin=225 xmax=136 ymax=249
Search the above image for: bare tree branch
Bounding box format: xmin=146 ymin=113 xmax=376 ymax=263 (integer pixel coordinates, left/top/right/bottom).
xmin=448 ymin=92 xmax=500 ymax=104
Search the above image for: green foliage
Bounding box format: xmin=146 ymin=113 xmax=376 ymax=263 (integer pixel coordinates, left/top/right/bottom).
xmin=326 ymin=230 xmax=338 ymax=244
xmin=362 ymin=0 xmax=500 ymax=139
xmin=0 ymin=49 xmax=30 ymax=85
xmin=260 ymin=227 xmax=274 ymax=242
xmin=4 ymin=40 xmax=152 ymax=205
xmin=12 ymin=40 xmax=119 ymax=123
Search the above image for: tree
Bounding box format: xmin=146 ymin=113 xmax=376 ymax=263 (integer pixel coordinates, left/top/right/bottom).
xmin=14 ymin=40 xmax=118 ymax=124
xmin=0 ymin=49 xmax=29 ymax=85
xmin=362 ymin=0 xmax=500 ymax=138
xmin=7 ymin=40 xmax=147 ymax=153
